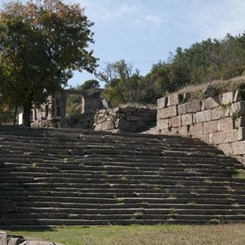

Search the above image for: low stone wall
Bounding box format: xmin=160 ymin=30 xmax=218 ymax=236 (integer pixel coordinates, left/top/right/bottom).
xmin=31 ymin=113 xmax=94 ymax=129
xmin=93 ymin=106 xmax=156 ymax=132
xmin=157 ymin=90 xmax=245 ymax=165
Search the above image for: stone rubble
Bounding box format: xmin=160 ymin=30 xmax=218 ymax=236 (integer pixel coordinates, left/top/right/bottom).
xmin=93 ymin=106 xmax=156 ymax=132
xmin=0 ymin=232 xmax=64 ymax=245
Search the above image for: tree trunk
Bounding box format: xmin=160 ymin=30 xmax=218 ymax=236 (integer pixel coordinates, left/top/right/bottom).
xmin=23 ymin=103 xmax=32 ymax=127
xmin=13 ymin=106 xmax=17 ymax=125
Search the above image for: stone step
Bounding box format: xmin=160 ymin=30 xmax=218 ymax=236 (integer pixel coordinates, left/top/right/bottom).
xmin=15 ymin=207 xmax=245 ymax=216
xmin=0 ymin=170 xmax=235 ymax=180
xmin=2 ymin=190 xmax=243 ymax=200
xmin=1 ymin=216 xmax=245 ymax=227
xmin=1 ymin=159 xmax=239 ymax=173
xmin=7 ymin=195 xmax=245 ymax=205
xmin=15 ymin=201 xmax=245 ymax=210
xmin=3 ymin=185 xmax=245 ymax=195
xmin=1 ymin=176 xmax=243 ymax=187
xmin=2 ymin=212 xmax=245 ymax=222
xmin=1 ymin=127 xmax=245 ymax=226
xmin=0 ymin=166 xmax=236 ymax=177
xmin=0 ymin=137 xmax=222 ymax=151
xmin=12 ymin=180 xmax=245 ymax=190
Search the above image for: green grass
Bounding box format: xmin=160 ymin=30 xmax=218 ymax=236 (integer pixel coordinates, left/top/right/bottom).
xmin=233 ymin=169 xmax=245 ymax=179
xmin=5 ymin=224 xmax=245 ymax=245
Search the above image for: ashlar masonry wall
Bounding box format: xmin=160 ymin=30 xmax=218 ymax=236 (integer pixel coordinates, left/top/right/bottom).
xmin=157 ymin=90 xmax=245 ymax=165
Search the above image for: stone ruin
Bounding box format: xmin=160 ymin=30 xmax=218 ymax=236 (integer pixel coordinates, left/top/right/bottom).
xmin=93 ymin=106 xmax=157 ymax=132
xmin=30 ymin=89 xmax=103 ymax=128
xmin=27 ymin=89 xmax=158 ymax=133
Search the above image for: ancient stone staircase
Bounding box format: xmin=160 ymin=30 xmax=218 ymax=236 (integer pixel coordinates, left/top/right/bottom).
xmin=0 ymin=127 xmax=245 ymax=227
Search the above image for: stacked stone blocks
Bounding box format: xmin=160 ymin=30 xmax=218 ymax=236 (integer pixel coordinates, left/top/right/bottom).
xmin=157 ymin=90 xmax=245 ymax=165
xmin=94 ymin=106 xmax=156 ymax=132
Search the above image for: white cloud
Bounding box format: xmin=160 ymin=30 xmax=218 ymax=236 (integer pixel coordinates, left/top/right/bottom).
xmin=72 ymin=0 xmax=165 ymax=28
xmin=186 ymin=0 xmax=245 ymax=39
xmin=115 ymin=4 xmax=138 ymax=17
xmin=144 ymin=15 xmax=163 ymax=25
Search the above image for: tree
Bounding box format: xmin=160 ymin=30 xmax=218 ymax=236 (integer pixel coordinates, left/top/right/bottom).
xmin=77 ymin=79 xmax=100 ymax=96
xmin=0 ymin=0 xmax=97 ymax=126
xmin=96 ymin=60 xmax=142 ymax=106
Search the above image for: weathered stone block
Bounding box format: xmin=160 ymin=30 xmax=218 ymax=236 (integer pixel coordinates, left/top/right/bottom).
xmin=170 ymin=127 xmax=178 ymax=135
xmin=203 ymin=121 xmax=218 ymax=134
xmin=235 ymin=116 xmax=245 ymax=128
xmin=160 ymin=128 xmax=171 ymax=135
xmin=232 ymin=141 xmax=245 ymax=155
xmin=157 ymin=97 xmax=167 ymax=109
xmin=181 ymin=114 xmax=193 ymax=126
xmin=189 ymin=123 xmax=203 ymax=136
xmin=101 ymin=120 xmax=114 ymax=131
xmin=195 ymin=110 xmax=212 ymax=123
xmin=212 ymin=131 xmax=223 ymax=144
xmin=231 ymin=101 xmax=245 ymax=114
xmin=186 ymin=101 xmax=202 ymax=113
xmin=211 ymin=107 xmax=229 ymax=120
xmin=238 ymin=127 xmax=245 ymax=141
xmin=94 ymin=123 xmax=102 ymax=131
xmin=157 ymin=119 xmax=169 ymax=129
xmin=202 ymin=96 xmax=221 ymax=110
xmin=170 ymin=115 xmax=181 ymax=128
xmin=222 ymin=91 xmax=233 ymax=104
xmin=199 ymin=134 xmax=209 ymax=144
xmin=178 ymin=104 xmax=187 ymax=115
xmin=218 ymin=118 xmax=234 ymax=131
xmin=178 ymin=126 xmax=188 ymax=136
xmin=161 ymin=127 xmax=178 ymax=135
xmin=167 ymin=93 xmax=182 ymax=106
xmin=218 ymin=143 xmax=232 ymax=156
xmin=158 ymin=106 xmax=177 ymax=119
xmin=8 ymin=237 xmax=25 ymax=245
xmin=223 ymin=129 xmax=238 ymax=143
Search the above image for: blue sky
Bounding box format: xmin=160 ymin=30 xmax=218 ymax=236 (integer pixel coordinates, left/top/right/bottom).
xmin=67 ymin=0 xmax=245 ymax=87
xmin=1 ymin=0 xmax=245 ymax=87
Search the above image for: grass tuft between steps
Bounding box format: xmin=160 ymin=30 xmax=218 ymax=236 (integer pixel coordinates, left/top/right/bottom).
xmin=232 ymin=169 xmax=245 ymax=179
xmin=5 ymin=224 xmax=245 ymax=245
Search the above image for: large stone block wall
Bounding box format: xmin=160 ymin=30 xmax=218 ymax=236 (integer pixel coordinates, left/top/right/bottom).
xmin=94 ymin=106 xmax=156 ymax=132
xmin=157 ymin=90 xmax=245 ymax=165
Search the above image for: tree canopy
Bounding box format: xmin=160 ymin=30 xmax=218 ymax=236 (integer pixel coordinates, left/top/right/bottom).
xmin=96 ymin=32 xmax=245 ymax=106
xmin=96 ymin=60 xmax=142 ymax=106
xmin=0 ymin=0 xmax=97 ymax=126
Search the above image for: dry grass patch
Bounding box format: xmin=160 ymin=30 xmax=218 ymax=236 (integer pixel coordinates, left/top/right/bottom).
xmin=6 ymin=224 xmax=245 ymax=245
xmin=169 ymin=75 xmax=245 ymax=102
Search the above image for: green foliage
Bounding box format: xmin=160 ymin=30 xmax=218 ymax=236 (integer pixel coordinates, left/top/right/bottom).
xmin=145 ymin=33 xmax=245 ymax=97
xmin=96 ymin=60 xmax=142 ymax=106
xmin=0 ymin=0 xmax=97 ymax=126
xmin=65 ymin=79 xmax=100 ymax=116
xmin=66 ymin=94 xmax=81 ymax=116
xmin=76 ymin=79 xmax=100 ymax=96
xmin=233 ymin=169 xmax=245 ymax=179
